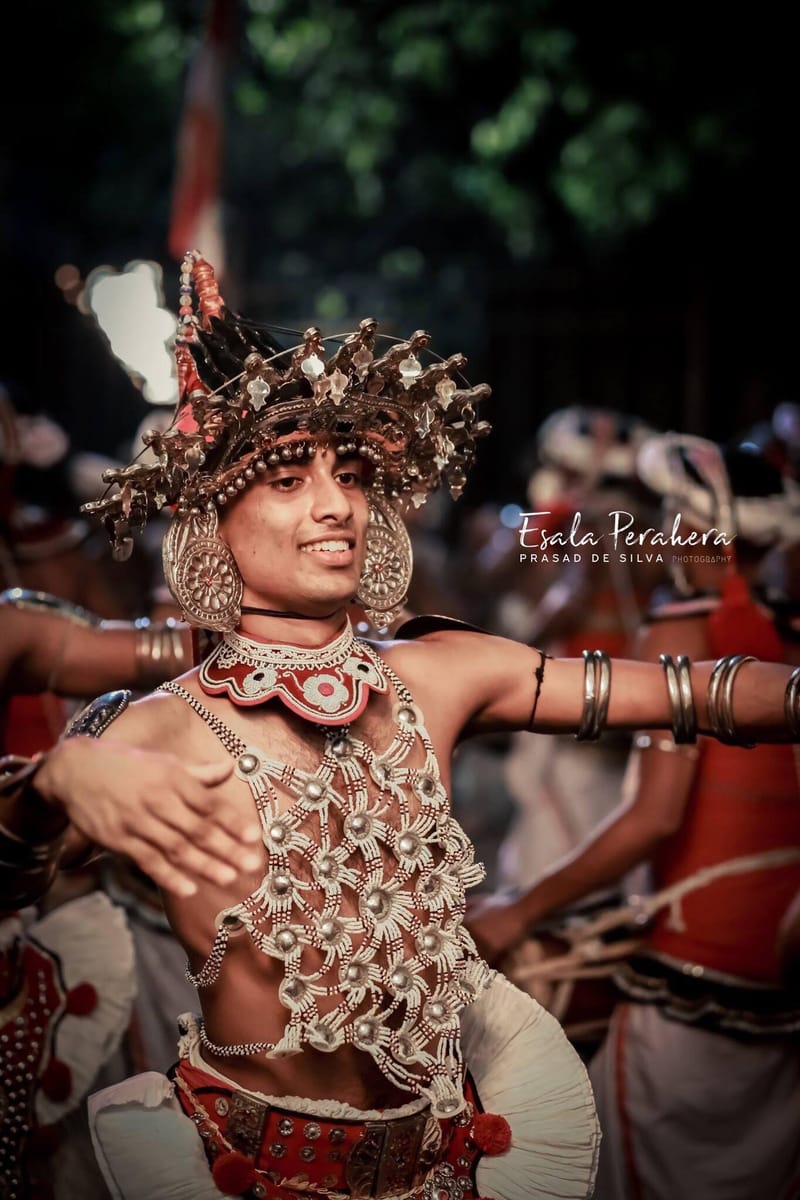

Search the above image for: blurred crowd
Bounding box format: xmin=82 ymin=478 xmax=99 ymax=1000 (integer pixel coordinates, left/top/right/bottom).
xmin=2 ymin=372 xmax=800 ymax=1199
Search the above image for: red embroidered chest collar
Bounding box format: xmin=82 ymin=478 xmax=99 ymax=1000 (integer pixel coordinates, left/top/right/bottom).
xmin=198 ymin=617 xmax=388 ymax=725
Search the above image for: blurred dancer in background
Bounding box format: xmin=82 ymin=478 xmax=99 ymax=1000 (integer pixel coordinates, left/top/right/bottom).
xmin=1 ymin=375 xmax=206 ymax=1087
xmin=0 ymin=381 xmax=133 ymax=620
xmin=0 ymin=591 xmax=195 ymax=1199
xmin=1 ymin=380 xmax=151 ymax=756
xmin=469 ymin=433 xmax=800 ymax=1200
xmin=495 ymin=407 xmax=663 ymax=899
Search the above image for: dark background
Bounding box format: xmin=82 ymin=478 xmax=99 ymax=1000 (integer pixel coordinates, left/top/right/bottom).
xmin=1 ymin=0 xmax=794 ymax=515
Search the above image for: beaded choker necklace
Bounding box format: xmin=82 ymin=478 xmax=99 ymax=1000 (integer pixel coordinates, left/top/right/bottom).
xmin=198 ymin=617 xmax=388 ymax=725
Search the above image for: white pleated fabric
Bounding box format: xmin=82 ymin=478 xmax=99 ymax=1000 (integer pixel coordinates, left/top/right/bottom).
xmin=462 ymin=972 xmax=601 ymax=1200
xmin=89 ymin=1073 xmax=227 ymax=1200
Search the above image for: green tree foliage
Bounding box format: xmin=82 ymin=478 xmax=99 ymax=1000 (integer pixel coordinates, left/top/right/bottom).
xmin=232 ymin=0 xmax=765 ymax=265
xmin=10 ymin=0 xmax=783 ymax=278
xmin=2 ymin=0 xmax=791 ymax=496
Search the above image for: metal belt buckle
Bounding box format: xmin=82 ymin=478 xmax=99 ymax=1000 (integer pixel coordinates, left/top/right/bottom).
xmin=346 ymin=1111 xmax=441 ymax=1198
xmin=227 ymin=1090 xmax=269 ymax=1156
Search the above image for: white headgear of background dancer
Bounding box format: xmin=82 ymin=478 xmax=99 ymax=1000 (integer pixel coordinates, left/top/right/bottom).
xmin=530 ymin=406 xmax=655 ymax=507
xmin=636 ymin=432 xmax=800 ymax=548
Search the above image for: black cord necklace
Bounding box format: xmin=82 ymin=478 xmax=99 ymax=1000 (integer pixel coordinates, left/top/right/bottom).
xmin=240 ymin=606 xmax=341 ymax=621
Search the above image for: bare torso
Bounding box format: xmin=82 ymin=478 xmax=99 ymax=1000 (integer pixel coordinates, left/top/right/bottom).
xmin=136 ymin=639 xmax=471 ymax=1109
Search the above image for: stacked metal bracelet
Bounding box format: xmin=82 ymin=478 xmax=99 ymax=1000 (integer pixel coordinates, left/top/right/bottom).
xmin=785 ymin=666 xmax=800 ymax=741
xmin=0 ymin=756 xmax=62 ymax=906
xmin=134 ymin=617 xmax=187 ymax=684
xmin=575 ymin=649 xmax=612 ymax=741
xmin=706 ymin=654 xmax=757 ymax=747
xmin=659 ymin=654 xmax=697 ymax=744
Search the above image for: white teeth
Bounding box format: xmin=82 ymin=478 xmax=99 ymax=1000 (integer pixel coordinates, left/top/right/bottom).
xmin=301 ymin=540 xmax=350 ymax=553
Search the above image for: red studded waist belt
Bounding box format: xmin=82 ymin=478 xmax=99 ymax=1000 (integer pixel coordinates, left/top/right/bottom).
xmin=171 ymin=1057 xmax=491 ymax=1200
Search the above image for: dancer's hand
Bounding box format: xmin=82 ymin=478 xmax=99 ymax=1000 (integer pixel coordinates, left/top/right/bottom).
xmin=466 ymin=893 xmax=529 ymax=964
xmin=35 ymin=736 xmax=263 ymax=898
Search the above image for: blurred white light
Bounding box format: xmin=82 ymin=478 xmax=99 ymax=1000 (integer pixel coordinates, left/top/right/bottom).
xmin=500 ymin=503 xmax=524 ymax=528
xmin=773 ymin=403 xmax=800 ymax=447
xmin=84 ymin=261 xmax=179 ymax=406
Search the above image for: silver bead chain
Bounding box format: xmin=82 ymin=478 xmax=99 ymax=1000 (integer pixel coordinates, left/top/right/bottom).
xmin=199 ymin=1023 xmax=277 ymax=1057
xmin=157 ymin=681 xmax=248 ymax=758
xmin=367 ymin=647 xmax=415 ymax=705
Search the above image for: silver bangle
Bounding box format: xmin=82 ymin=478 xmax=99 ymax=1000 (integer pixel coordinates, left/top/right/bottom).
xmin=659 ymin=654 xmax=697 ymax=743
xmin=576 ymin=649 xmax=612 ymax=741
xmin=707 ymin=655 xmax=757 ymax=747
xmin=676 ymin=655 xmax=697 ymax=743
xmin=135 ymin=619 xmax=187 ymax=682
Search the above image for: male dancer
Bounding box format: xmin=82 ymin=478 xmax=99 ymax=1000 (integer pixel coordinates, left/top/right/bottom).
xmin=4 ymin=255 xmax=799 ymax=1200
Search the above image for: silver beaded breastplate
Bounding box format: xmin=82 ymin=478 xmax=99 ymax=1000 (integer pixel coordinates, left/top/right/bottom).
xmin=158 ymin=647 xmax=490 ymax=1118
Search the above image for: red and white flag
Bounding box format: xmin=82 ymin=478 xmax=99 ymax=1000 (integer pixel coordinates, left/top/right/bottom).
xmin=168 ymin=0 xmax=236 ymax=281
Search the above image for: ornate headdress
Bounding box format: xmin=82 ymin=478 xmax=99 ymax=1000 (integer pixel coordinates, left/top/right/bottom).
xmin=84 ymin=252 xmax=491 ymax=629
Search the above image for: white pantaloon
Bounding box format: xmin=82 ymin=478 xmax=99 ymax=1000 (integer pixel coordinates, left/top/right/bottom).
xmin=590 ymin=1002 xmax=800 ymax=1200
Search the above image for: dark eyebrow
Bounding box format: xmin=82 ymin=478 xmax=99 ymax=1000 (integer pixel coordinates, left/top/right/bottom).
xmin=262 ymin=458 xmax=313 ymax=478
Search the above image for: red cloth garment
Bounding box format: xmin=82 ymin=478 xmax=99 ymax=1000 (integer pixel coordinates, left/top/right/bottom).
xmin=647 ymin=738 xmax=800 ymax=982
xmin=647 ymin=599 xmax=799 ymax=983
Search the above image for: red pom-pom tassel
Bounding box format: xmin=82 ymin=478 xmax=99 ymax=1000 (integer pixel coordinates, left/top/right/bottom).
xmin=65 ymin=982 xmax=98 ymax=1017
xmin=40 ymin=1058 xmax=72 ymax=1102
xmin=471 ymin=1112 xmax=512 ymax=1155
xmin=211 ymin=1150 xmax=258 ymax=1194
